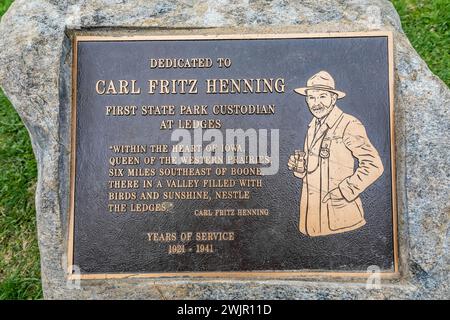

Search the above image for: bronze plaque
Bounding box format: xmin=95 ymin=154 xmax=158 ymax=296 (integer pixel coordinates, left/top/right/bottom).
xmin=68 ymin=33 xmax=398 ymax=279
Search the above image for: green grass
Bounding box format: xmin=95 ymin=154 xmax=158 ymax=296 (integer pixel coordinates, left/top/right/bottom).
xmin=0 ymin=0 xmax=449 ymax=300
xmin=0 ymin=90 xmax=41 ymax=299
xmin=392 ymin=0 xmax=450 ymax=86
xmin=0 ymin=0 xmax=42 ymax=300
xmin=0 ymin=0 xmax=12 ymax=14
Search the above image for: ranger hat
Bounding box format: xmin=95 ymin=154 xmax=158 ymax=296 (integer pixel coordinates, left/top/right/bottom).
xmin=294 ymin=70 xmax=346 ymax=99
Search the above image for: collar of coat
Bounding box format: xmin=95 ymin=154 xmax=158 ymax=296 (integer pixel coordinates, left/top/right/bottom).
xmin=308 ymin=105 xmax=343 ymax=129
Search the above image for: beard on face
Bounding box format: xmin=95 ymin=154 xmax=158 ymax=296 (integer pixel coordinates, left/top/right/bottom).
xmin=309 ymin=102 xmax=332 ymax=118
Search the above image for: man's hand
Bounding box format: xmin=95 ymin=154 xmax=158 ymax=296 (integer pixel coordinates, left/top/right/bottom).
xmin=322 ymin=188 xmax=345 ymax=203
xmin=288 ymin=154 xmax=306 ymax=179
xmin=288 ymin=155 xmax=305 ymax=171
xmin=287 ymin=155 xmax=297 ymax=170
xmin=293 ymin=170 xmax=306 ymax=178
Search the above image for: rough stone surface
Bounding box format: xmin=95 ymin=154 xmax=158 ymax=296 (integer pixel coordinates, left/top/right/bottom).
xmin=0 ymin=0 xmax=448 ymax=299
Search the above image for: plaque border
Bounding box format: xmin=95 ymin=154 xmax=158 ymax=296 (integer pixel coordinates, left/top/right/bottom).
xmin=67 ymin=31 xmax=398 ymax=280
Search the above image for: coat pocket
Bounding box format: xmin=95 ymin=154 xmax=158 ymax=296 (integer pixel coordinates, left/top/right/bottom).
xmin=327 ymin=198 xmax=364 ymax=231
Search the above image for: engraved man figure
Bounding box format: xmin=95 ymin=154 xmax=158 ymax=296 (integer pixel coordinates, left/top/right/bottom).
xmin=288 ymin=71 xmax=384 ymax=236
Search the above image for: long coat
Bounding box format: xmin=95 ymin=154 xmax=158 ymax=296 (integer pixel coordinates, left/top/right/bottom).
xmin=296 ymin=106 xmax=384 ymax=236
